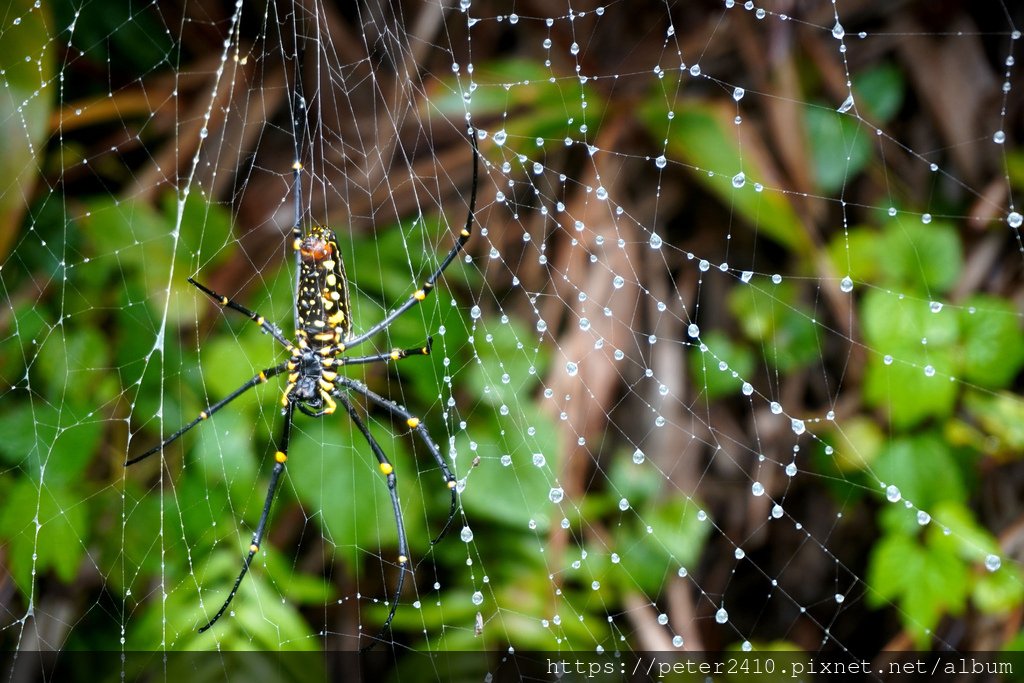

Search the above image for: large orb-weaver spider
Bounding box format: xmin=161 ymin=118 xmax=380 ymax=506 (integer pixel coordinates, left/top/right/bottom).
xmin=127 ymin=107 xmax=478 ymax=638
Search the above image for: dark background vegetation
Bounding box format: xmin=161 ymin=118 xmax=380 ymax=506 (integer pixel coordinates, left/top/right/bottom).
xmin=0 ymin=0 xmax=1022 ymax=667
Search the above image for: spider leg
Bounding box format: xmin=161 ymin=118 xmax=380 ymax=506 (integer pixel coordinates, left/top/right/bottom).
xmin=198 ymin=401 xmax=295 ymax=633
xmin=336 ymin=377 xmax=457 ymax=545
xmin=342 ymin=129 xmax=479 ymax=351
xmin=188 ymin=278 xmax=293 ymax=350
xmin=125 ymin=363 xmax=287 ymax=466
xmin=338 ymin=336 xmax=433 ymax=366
xmin=335 ymin=393 xmax=409 ymax=644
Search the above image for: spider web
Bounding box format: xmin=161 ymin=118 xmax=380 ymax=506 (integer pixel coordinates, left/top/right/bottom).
xmin=1 ymin=0 xmax=1023 ymax=669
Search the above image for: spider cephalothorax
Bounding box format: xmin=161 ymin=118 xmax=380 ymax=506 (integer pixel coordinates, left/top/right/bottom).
xmin=126 ymin=124 xmax=478 ymax=643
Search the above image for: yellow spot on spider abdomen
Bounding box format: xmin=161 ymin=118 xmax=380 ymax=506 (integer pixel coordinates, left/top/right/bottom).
xmin=406 ymin=417 xmax=420 ymax=429
xmin=199 ymin=411 xmax=209 ymax=420
xmin=414 ymin=290 xmax=426 ymax=301
xmin=379 ymin=463 xmax=393 ymax=475
xmin=326 ymin=274 xmax=337 ymax=287
xmin=327 ymin=311 xmax=345 ymax=325
xmin=250 ymin=543 xmax=260 ymax=553
xmin=275 ymin=451 xmax=287 ymax=463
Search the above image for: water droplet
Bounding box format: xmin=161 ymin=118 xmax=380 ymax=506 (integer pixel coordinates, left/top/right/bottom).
xmin=917 ymin=510 xmax=931 ymax=525
xmin=618 ymin=498 xmax=630 ymax=511
xmin=595 ymin=186 xmax=608 ymax=200
xmin=832 ymin=21 xmax=845 ymax=39
xmin=732 ymin=172 xmax=746 ymax=188
xmin=549 ymin=487 xmax=564 ymax=503
xmin=508 ymin=13 xmax=518 ymax=24
xmin=672 ymin=635 xmax=683 ymax=647
xmin=751 ymin=482 xmax=764 ymax=496
xmin=689 ymin=64 xmax=701 ymax=76
xmin=835 ymin=593 xmax=845 ymax=603
xmin=459 ymin=0 xmax=471 ymax=9
xmin=785 ymin=463 xmax=797 ymax=477
xmin=1008 ymin=211 xmax=1023 ymax=228
xmin=565 ymin=361 xmax=579 ymax=376
xmin=840 ymin=276 xmax=854 ymax=293
xmin=492 ymin=129 xmax=507 ymax=146
xmin=924 ymin=365 xmax=935 ymax=377
xmin=715 ymin=607 xmax=729 ymax=624
xmin=472 ymin=591 xmax=484 ymax=605
xmin=993 ymin=130 xmax=1006 ymax=144
xmin=612 ymin=275 xmax=625 ymax=289
xmin=632 ymin=449 xmax=645 ymax=464
xmin=655 ymin=155 xmax=667 ymax=169
xmin=649 ymin=233 xmax=663 ymax=249
xmin=687 ymin=323 xmax=700 ymax=338
xmin=532 ymin=453 xmax=546 ymax=467
xmin=500 ymin=455 xmax=512 ymax=467
xmin=771 ymin=504 xmax=783 ymax=518
xmin=741 ymin=382 xmax=753 ymax=396
xmin=461 ymin=526 xmax=474 ymax=542
xmin=657 ymin=613 xmax=669 ymax=625
xmin=985 ymin=554 xmax=1001 ymax=572
xmin=885 ymin=485 xmax=901 ymax=502
xmin=837 ymin=94 xmax=854 ymax=113
xmin=733 ymin=87 xmax=745 ymax=101
xmin=791 ymin=419 xmax=805 ymax=435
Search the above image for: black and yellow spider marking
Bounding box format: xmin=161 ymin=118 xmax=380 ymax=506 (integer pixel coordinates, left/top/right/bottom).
xmin=127 ymin=111 xmax=479 ymax=643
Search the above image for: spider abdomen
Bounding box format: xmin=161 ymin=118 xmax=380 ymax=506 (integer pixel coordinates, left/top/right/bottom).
xmin=295 ymin=223 xmax=351 ymax=346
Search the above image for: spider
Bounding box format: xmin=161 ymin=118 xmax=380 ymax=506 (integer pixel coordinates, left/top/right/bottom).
xmin=126 ymin=112 xmax=479 ymax=638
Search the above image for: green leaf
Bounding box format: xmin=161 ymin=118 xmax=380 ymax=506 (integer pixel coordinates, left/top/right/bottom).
xmin=690 ymin=330 xmax=755 ymax=399
xmin=852 ymin=63 xmax=905 ymax=123
xmin=806 ymin=106 xmax=873 ymax=194
xmin=458 ymin=403 xmax=560 ymax=531
xmin=286 ymin=416 xmax=421 ymax=568
xmin=973 ymin=564 xmax=1024 ymax=615
xmin=729 ymin=280 xmax=820 ymax=372
xmin=861 ymin=289 xmax=960 ymax=428
xmin=867 ymin=533 xmax=969 ymax=647
xmin=877 ymin=218 xmax=963 ymax=294
xmin=958 ymin=295 xmax=1024 ymax=389
xmin=873 ymin=433 xmax=966 ymax=510
xmin=826 ymin=415 xmax=885 ymax=473
xmin=0 ymin=478 xmax=88 ymax=594
xmin=429 ymin=59 xmax=605 ymax=156
xmin=35 ymin=326 xmax=115 ymax=408
xmin=960 ymin=390 xmax=1024 ymax=457
xmin=826 ymin=226 xmax=882 ymax=284
xmin=866 ymin=533 xmax=919 ymax=603
xmin=927 ymin=501 xmax=1000 ymax=564
xmin=640 ymin=99 xmax=806 ymax=251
